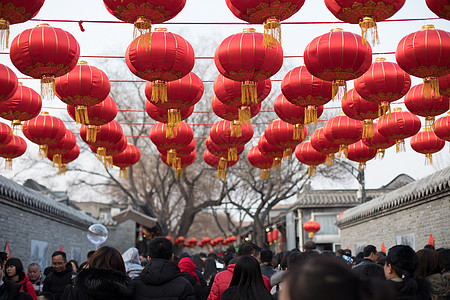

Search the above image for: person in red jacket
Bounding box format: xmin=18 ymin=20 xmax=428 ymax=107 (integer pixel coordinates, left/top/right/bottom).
xmin=207 ymin=243 xmax=270 ymax=300
xmin=5 ymin=258 xmax=38 ymax=300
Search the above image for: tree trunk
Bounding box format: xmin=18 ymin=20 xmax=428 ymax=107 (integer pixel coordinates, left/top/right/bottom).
xmin=253 ymin=217 xmax=265 ymax=247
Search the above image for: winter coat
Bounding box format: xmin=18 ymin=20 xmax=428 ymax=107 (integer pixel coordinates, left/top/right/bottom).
xmin=132 ymin=258 xmax=196 ymax=300
xmin=123 ymin=248 xmax=144 ymax=279
xmin=426 ymin=273 xmax=450 ymax=300
xmin=61 ymin=268 xmax=133 ymax=300
xmin=29 ymin=275 xmax=44 ymax=296
xmin=387 ymin=277 xmax=432 ymax=300
xmin=260 ymin=265 xmax=276 ymax=281
xmin=43 ymin=263 xmax=77 ymax=300
xmin=16 ymin=274 xmax=37 ymax=300
xmin=0 ymin=279 xmax=33 ymax=300
xmin=352 ymin=259 xmax=384 ymax=279
xmin=270 ymin=271 xmax=286 ymax=295
xmin=180 ymin=273 xmax=201 ymax=299
xmin=220 ymin=286 xmax=238 ymax=300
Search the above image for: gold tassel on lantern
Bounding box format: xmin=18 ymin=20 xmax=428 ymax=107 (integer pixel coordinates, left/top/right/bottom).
xmin=423 ymin=77 xmax=439 ymax=99
xmin=238 ymin=107 xmax=251 ymax=124
xmin=41 ymin=75 xmax=55 ymax=100
xmin=358 ymin=162 xmax=366 ymax=171
xmin=151 ymin=80 xmax=168 ymax=103
xmin=263 ymin=17 xmax=281 ymax=46
xmin=337 ymin=145 xmax=348 ymax=158
xmin=425 ymin=116 xmax=435 ymax=131
xmin=332 ymin=80 xmax=347 ymax=101
xmin=293 ymin=124 xmax=305 ymax=140
xmin=4 ymin=158 xmax=12 ymax=170
xmin=305 ymin=105 xmax=318 ymax=125
xmin=359 ymin=17 xmax=379 ymax=46
xmin=39 ymin=145 xmax=48 ymax=158
xmin=231 ymin=120 xmax=242 ymax=137
xmin=11 ymin=120 xmax=21 ymax=133
xmin=168 ymin=109 xmax=181 ymax=128
xmin=97 ymin=147 xmax=106 ymax=160
xmin=309 ymin=232 xmax=314 ymax=238
xmin=217 ymin=157 xmax=228 ymax=179
xmin=425 ymin=153 xmax=433 ymax=165
xmin=104 ymin=156 xmax=113 ymax=169
xmin=133 ymin=17 xmax=152 ymax=40
xmin=167 ymin=149 xmax=177 ymax=167
xmin=272 ymin=157 xmax=282 ymax=169
xmin=175 ymin=168 xmax=183 ymax=178
xmin=58 ymin=164 xmax=67 ymax=175
xmin=0 ymin=19 xmax=10 ymax=49
xmin=308 ymin=165 xmax=317 ymax=177
xmin=75 ymin=105 xmax=89 ymax=125
xmin=376 ymin=149 xmax=385 ymax=159
xmin=241 ymin=81 xmax=257 ymax=105
xmin=325 ymin=153 xmax=335 ymax=166
xmin=228 ymin=147 xmax=238 ymax=161
xmin=283 ymin=148 xmax=293 ymax=161
xmin=86 ymin=125 xmax=97 ymax=143
xmin=379 ymin=101 xmax=391 ymax=118
xmin=362 ymin=119 xmax=374 ymax=138
xmin=395 ymin=139 xmax=405 ymax=153
xmin=165 ymin=126 xmax=176 ymax=138
xmin=119 ymin=167 xmax=128 ymax=178
xmin=260 ymin=169 xmax=270 ymax=179
xmin=52 ymin=154 xmax=62 ymax=168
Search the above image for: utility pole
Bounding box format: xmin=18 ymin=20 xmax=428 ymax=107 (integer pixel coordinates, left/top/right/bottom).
xmin=337 ymin=159 xmax=367 ymax=202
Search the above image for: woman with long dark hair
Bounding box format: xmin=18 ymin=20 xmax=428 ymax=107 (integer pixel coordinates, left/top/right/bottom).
xmin=5 ymin=258 xmax=38 ymax=300
xmin=221 ymin=256 xmax=272 ymax=300
xmin=416 ymin=249 xmax=449 ymax=300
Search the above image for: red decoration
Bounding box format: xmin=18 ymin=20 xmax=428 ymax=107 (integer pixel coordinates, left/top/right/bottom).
xmin=205 ymin=136 xmax=244 ymax=161
xmin=166 ymin=236 xmax=174 ymax=244
xmin=22 ymin=112 xmax=66 ymax=157
xmin=304 ymin=29 xmax=372 ymax=100
xmin=381 ymin=243 xmax=386 ymax=253
xmin=0 ymin=63 xmax=18 ymax=101
xmin=0 ymin=0 xmax=45 ymax=48
xmin=427 ymin=234 xmax=435 ymax=247
xmin=125 ymin=28 xmax=195 ymax=103
xmin=355 ymin=57 xmax=411 ymax=117
xmin=90 ymin=135 xmax=127 ymax=168
xmin=377 ymin=108 xmax=421 ymax=153
xmin=203 ymin=149 xmax=238 ymax=179
xmin=80 ymin=120 xmax=124 ymax=159
xmin=188 ymin=238 xmax=198 ymax=248
xmin=426 ymin=0 xmax=450 ymax=20
xmin=247 ymin=145 xmax=274 ymax=179
xmin=0 ymin=135 xmax=26 ymax=170
xmin=439 ymin=74 xmax=450 ymax=99
xmin=396 ymin=25 xmax=450 ymax=99
xmin=267 ymin=231 xmax=273 ymax=245
xmin=342 ymin=89 xmax=379 ymax=138
xmin=55 ymin=61 xmax=111 ymax=124
xmin=47 ymin=130 xmax=77 ymax=168
xmin=324 ymin=0 xmax=405 ymax=45
xmin=410 ymin=131 xmax=445 ymax=165
xmin=161 ymin=150 xmax=196 ymax=178
xmin=46 ymin=144 xmax=80 ymax=174
xmin=434 ymin=112 xmax=450 ymax=144
xmin=0 ymin=122 xmax=12 ymax=145
xmin=258 ymin=135 xmax=286 ymax=169
xmin=201 ymin=237 xmax=211 ymax=246
xmin=158 ymin=139 xmax=195 ymax=168
xmin=362 ymin=122 xmax=396 ymax=159
xmin=113 ymin=143 xmax=141 ymax=178
xmin=310 ymin=127 xmax=340 ymax=166
xmin=303 ymin=220 xmax=321 ymax=238
xmin=272 ymin=229 xmax=279 ymax=241
xmin=146 ymin=101 xmax=194 ymax=123
xmin=9 ymin=23 xmax=80 ymax=99
xmin=295 ymin=141 xmax=327 ymax=177
xmin=281 ymin=66 xmax=332 ymax=124
xmin=175 ymin=236 xmax=185 ymax=246
xmin=347 ymin=140 xmax=378 ymax=170
xmin=214 ymin=28 xmax=283 ymax=105
xmin=210 ymin=120 xmax=253 ymax=161
xmin=323 ymin=114 xmax=363 ymax=158
xmin=264 ymin=119 xmax=306 ymax=159
xmin=0 ymin=84 xmax=42 ymax=130
xmin=404 ymin=83 xmax=449 ymax=131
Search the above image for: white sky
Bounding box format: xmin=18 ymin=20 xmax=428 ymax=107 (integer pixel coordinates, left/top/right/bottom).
xmin=0 ymin=0 xmax=449 ymax=195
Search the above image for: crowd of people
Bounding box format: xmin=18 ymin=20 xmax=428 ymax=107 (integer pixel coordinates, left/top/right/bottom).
xmin=0 ymin=238 xmax=449 ymax=300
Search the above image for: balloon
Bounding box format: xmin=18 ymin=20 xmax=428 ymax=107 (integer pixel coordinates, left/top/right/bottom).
xmin=87 ymin=224 xmax=108 ymax=246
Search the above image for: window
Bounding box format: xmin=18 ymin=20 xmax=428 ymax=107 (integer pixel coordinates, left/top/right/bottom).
xmin=314 ymin=214 xmax=338 ymax=235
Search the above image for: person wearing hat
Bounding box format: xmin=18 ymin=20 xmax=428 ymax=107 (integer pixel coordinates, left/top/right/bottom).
xmin=383 ymin=245 xmax=432 ymax=300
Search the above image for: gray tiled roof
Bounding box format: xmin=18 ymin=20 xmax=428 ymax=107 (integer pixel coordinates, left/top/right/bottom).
xmin=0 ymin=175 xmax=97 ymax=228
xmin=295 ymin=189 xmax=386 ymax=207
xmin=337 ymin=167 xmax=450 ymax=227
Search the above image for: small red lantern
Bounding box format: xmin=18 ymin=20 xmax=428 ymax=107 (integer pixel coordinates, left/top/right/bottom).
xmin=9 ymin=23 xmax=80 ymax=99
xmin=323 ymin=114 xmax=363 ymax=157
xmin=347 ymin=140 xmax=378 ymax=171
xmin=47 ymin=130 xmax=77 ymax=168
xmin=295 ymin=141 xmax=327 ymax=177
xmin=166 ymin=236 xmax=174 ymax=244
xmin=272 ymin=229 xmax=279 ymax=242
xmin=264 ymin=119 xmax=306 ymax=159
xmin=215 ymin=28 xmax=283 ymax=105
xmin=210 ymin=120 xmax=253 ymax=161
xmin=267 ymin=231 xmax=273 ymax=245
xmin=89 ymin=135 xmax=127 ymax=168
xmin=438 ymin=74 xmax=450 ymax=99
xmin=113 ymin=143 xmax=141 ymax=178
xmin=0 ymin=63 xmax=18 ymax=101
xmin=410 ymin=131 xmax=445 ymax=165
xmin=158 ymin=139 xmax=195 ymax=167
xmin=188 ymin=238 xmax=198 ymax=248
xmin=175 ymin=236 xmax=185 ymax=246
xmin=258 ymin=135 xmax=285 ymax=169
xmin=303 ymin=220 xmax=321 ymax=238
xmin=80 ymin=120 xmax=124 ymax=159
xmin=206 ymin=136 xmax=245 ymax=159
xmin=362 ymin=122 xmax=396 ymax=159
xmin=310 ymin=127 xmax=340 ymax=166
xmin=434 ymin=112 xmax=450 ymax=145
xmin=247 ymin=145 xmax=275 ymax=179
xmin=396 ymin=25 xmax=450 ymax=99
xmin=0 ymin=122 xmax=13 ymax=145
xmin=161 ymin=150 xmax=196 ymax=178
xmin=203 ymin=149 xmax=238 ymax=179
xmin=426 ymin=0 xmax=450 ymax=20
xmin=201 ymin=237 xmax=211 ymax=246
xmin=281 ymin=66 xmax=332 ymax=124
xmin=377 ymin=108 xmax=421 ymax=152
xmin=0 ymin=135 xmax=26 ymax=169
xmin=47 ymin=144 xmax=80 ymax=175
xmin=342 ymin=89 xmax=379 ymax=138
xmin=146 ymin=101 xmax=194 ymax=123
xmin=215 ymin=237 xmax=224 ymax=246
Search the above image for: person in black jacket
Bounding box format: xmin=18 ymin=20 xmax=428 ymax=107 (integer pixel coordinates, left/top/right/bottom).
xmin=132 ymin=237 xmax=195 ymax=300
xmin=178 ymin=258 xmax=202 ymax=299
xmin=0 ymin=255 xmax=33 ymax=300
xmin=61 ymin=246 xmax=133 ymax=300
xmin=43 ymin=252 xmax=77 ymax=300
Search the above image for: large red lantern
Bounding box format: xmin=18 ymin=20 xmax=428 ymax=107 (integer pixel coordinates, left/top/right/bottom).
xmin=103 ymin=0 xmax=186 ymax=40
xmin=215 ymin=28 xmax=283 ymax=104
xmin=342 ymin=89 xmax=379 ymax=138
xmin=295 ymin=141 xmax=327 ymax=177
xmin=323 ymin=114 xmax=363 ymax=157
xmin=377 ymin=108 xmax=421 ymax=152
xmin=203 ymin=149 xmax=238 ymax=179
xmin=125 ymin=28 xmax=195 ymax=103
xmin=175 ymin=236 xmax=185 ymax=246
xmin=362 ymin=122 xmax=396 ymax=159
xmin=187 ymin=238 xmax=197 ymax=248
xmin=225 ymin=0 xmax=305 ymax=44
xmin=47 ymin=130 xmax=77 ymax=168
xmin=112 ymin=143 xmax=141 ymax=178
xmin=0 ymin=135 xmax=26 ymax=169
xmin=205 ymin=136 xmax=244 ymax=162
xmin=22 ymin=112 xmax=66 ymax=157
xmin=161 ymin=150 xmax=196 ymax=178
xmin=272 ymin=229 xmax=279 ymax=242
xmin=354 ymin=57 xmax=411 ymax=117
xmin=9 ymin=23 xmax=80 ymax=99
xmin=258 ymin=135 xmax=285 ymax=169
xmin=267 ymin=231 xmax=273 ymax=245
xmin=158 ymin=139 xmax=196 ymax=167
xmin=281 ymin=66 xmax=332 ymax=124
xmin=55 ymin=61 xmax=111 ymax=124
xmin=303 ymin=220 xmax=321 ymax=238
xmin=439 ymin=74 xmax=450 ymax=99
xmin=0 ymin=122 xmax=13 ymax=145
xmin=324 ymin=0 xmax=405 ymax=45
xmin=0 ymin=0 xmax=45 ymax=48
xmin=89 ymin=135 xmax=127 ymax=168
xmin=264 ymin=119 xmax=306 ymax=159
xmin=145 ymin=101 xmax=194 ymax=123
xmin=47 ymin=144 xmax=79 ymax=174
xmin=396 ymin=25 xmax=450 ymax=98
xmin=347 ymin=140 xmax=377 ymax=170
xmin=310 ymin=127 xmax=340 ymax=166
xmin=304 ymin=29 xmax=372 ymax=100
xmin=210 ymin=120 xmax=254 ymax=161
xmin=80 ymin=120 xmax=124 ymax=159
xmin=247 ymin=145 xmax=274 ymax=179
xmin=0 ymin=63 xmax=18 ymax=101
xmin=0 ymin=84 xmax=42 ymax=130
xmin=435 ymin=112 xmax=450 ymax=144
xmin=426 ymin=0 xmax=450 ymax=20
xmin=410 ymin=131 xmax=445 ymax=165
xmin=404 ymin=83 xmax=449 ymax=131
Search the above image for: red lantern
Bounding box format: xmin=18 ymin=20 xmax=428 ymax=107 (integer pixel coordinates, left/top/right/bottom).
xmin=47 ymin=144 xmax=79 ymax=174
xmin=22 ymin=112 xmax=66 ymax=157
xmin=228 ymin=236 xmax=237 ymax=244
xmin=295 ymin=141 xmax=327 ymax=177
xmin=214 ymin=28 xmax=283 ymax=105
xmin=201 ymin=237 xmax=211 ymax=246
xmin=377 ymin=108 xmax=421 ymax=152
xmin=9 ymin=23 xmax=80 ymax=99
xmin=310 ymin=127 xmax=340 ymax=166
xmin=113 ymin=143 xmax=141 ymax=178
xmin=0 ymin=63 xmax=18 ymax=101
xmin=323 ymin=114 xmax=363 ymax=157
xmin=267 ymin=231 xmax=273 ymax=245
xmin=166 ymin=236 xmax=174 ymax=244
xmin=47 ymin=130 xmax=77 ymax=168
xmin=324 ymin=0 xmax=405 ymax=45
xmin=188 ymin=238 xmax=198 ymax=248
xmin=90 ymin=135 xmax=127 ymax=168
xmin=247 ymin=145 xmax=274 ymax=179
xmin=426 ymin=0 xmax=450 ymax=20
xmin=203 ymin=149 xmax=238 ymax=179
xmin=404 ymin=83 xmax=449 ymax=131
xmin=303 ymin=220 xmax=321 ymax=238
xmin=0 ymin=122 xmax=12 ymax=145
xmin=210 ymin=120 xmax=253 ymax=161
xmin=80 ymin=120 xmax=124 ymax=159
xmin=0 ymin=135 xmax=26 ymax=169
xmin=55 ymin=61 xmax=111 ymax=124
xmin=354 ymin=57 xmax=411 ymax=117
xmin=158 ymin=139 xmax=195 ymax=167
xmin=175 ymin=236 xmax=185 ymax=246
xmin=161 ymin=150 xmax=196 ymax=178
xmin=396 ymin=25 xmax=450 ymax=98
xmin=0 ymin=0 xmax=45 ymax=48
xmin=125 ymin=28 xmax=195 ymax=103
xmin=342 ymin=89 xmax=379 ymax=138
xmin=272 ymin=229 xmax=279 ymax=242
xmin=146 ymin=101 xmax=194 ymax=123
xmin=281 ymin=66 xmax=332 ymax=124
xmin=264 ymin=119 xmax=306 ymax=159
xmin=225 ymin=0 xmax=305 ymax=44
xmin=103 ymin=0 xmax=186 ymax=40
xmin=304 ymin=29 xmax=372 ymax=100
xmin=215 ymin=237 xmax=224 ymax=245
xmin=439 ymin=74 xmax=450 ymax=99
xmin=205 ymin=136 xmax=244 ymax=161
xmin=410 ymin=130 xmax=445 ymax=165
xmin=435 ymin=112 xmax=450 ymax=144
xmin=258 ymin=135 xmax=286 ymax=169
xmin=347 ymin=140 xmax=377 ymax=170
xmin=362 ymin=122 xmax=396 ymax=159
